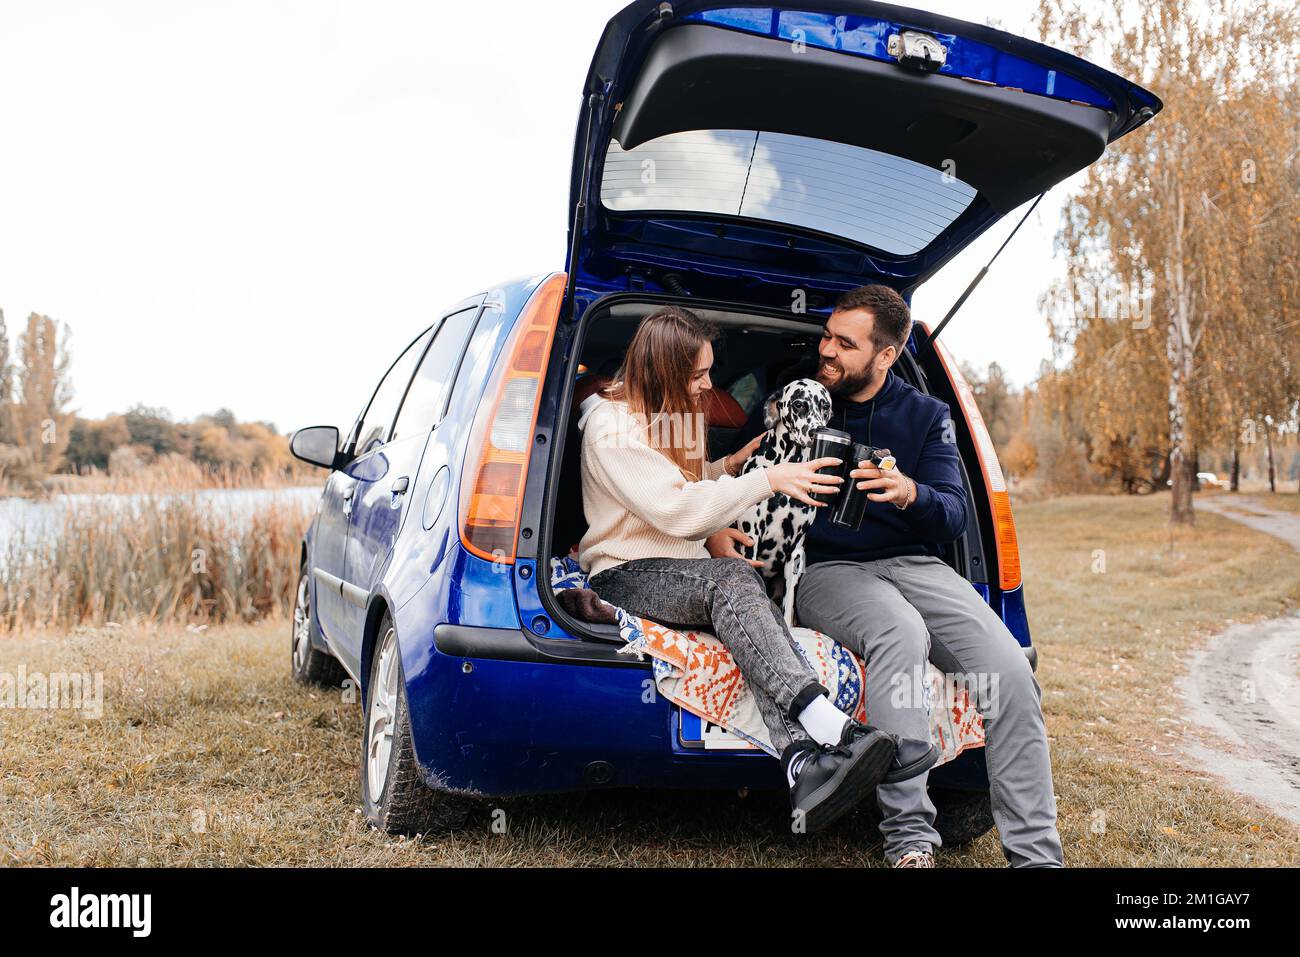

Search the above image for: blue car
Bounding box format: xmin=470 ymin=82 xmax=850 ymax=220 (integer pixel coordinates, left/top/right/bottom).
xmin=289 ymin=0 xmax=1160 ymax=837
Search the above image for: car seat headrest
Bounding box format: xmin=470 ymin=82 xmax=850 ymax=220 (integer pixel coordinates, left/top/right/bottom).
xmin=571 ymin=373 xmax=748 ymax=430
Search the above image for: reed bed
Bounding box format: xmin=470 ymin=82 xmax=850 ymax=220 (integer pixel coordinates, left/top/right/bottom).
xmin=0 ymin=491 xmax=313 ymax=632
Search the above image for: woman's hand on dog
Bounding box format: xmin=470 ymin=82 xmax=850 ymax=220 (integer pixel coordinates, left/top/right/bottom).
xmin=705 ymin=528 xmax=765 ymax=568
xmin=765 ymin=457 xmax=844 ymax=507
xmin=722 ymin=432 xmax=767 ymax=477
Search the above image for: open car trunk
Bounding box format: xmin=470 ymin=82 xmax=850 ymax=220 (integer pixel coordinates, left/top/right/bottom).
xmin=564 ymin=1 xmax=1161 ymax=307
xmin=514 ymin=1 xmax=1160 ymax=644
xmin=524 ymin=295 xmax=988 ymax=644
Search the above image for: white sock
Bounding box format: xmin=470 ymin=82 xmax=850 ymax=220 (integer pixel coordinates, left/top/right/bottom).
xmin=797 ymin=694 xmax=851 ymax=747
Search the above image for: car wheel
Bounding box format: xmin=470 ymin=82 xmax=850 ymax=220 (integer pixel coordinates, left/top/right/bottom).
xmin=931 ymin=787 xmax=994 ymax=847
xmin=291 ymin=567 xmax=346 ymax=686
xmin=360 ymin=613 xmax=473 ymax=835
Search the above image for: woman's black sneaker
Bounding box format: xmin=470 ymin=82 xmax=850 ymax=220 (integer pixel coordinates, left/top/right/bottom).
xmin=784 ymin=723 xmax=896 ymax=834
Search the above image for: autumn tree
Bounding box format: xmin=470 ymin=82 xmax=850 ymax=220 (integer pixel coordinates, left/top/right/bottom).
xmin=66 ymin=415 xmax=132 ymax=472
xmin=962 ymin=361 xmax=1020 ymax=450
xmin=123 ymin=404 xmax=185 ymax=457
xmin=1036 ymin=0 xmax=1300 ymax=522
xmin=0 ymin=308 xmax=12 ymax=445
xmin=11 ymin=313 xmax=75 ymax=476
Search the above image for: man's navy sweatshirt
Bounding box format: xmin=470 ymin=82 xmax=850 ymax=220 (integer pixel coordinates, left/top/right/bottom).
xmin=735 ymin=371 xmax=968 ymax=565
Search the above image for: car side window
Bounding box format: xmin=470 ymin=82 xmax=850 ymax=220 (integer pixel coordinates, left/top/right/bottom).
xmin=352 ymin=327 xmax=433 ymax=457
xmin=391 ymin=307 xmax=480 ymax=441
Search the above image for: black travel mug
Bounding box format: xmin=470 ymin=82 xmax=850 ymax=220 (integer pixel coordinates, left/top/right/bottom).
xmin=831 ymin=442 xmax=876 ymax=529
xmin=808 ymin=427 xmax=852 ymax=505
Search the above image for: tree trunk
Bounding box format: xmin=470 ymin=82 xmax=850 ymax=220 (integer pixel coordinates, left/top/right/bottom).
xmin=1165 ymin=190 xmax=1196 ymax=525
xmin=1169 ymin=381 xmax=1194 ymax=521
xmin=1154 ymin=450 xmax=1172 ymax=490
xmin=1266 ymin=425 xmax=1276 ymax=493
xmin=1231 ymin=440 xmax=1240 ymax=492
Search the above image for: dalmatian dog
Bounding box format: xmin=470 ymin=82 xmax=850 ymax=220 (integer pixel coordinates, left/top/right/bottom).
xmin=733 ymin=378 xmax=833 ymax=625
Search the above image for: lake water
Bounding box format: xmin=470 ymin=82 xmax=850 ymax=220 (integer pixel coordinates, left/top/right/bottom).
xmin=0 ymin=486 xmax=324 ymax=551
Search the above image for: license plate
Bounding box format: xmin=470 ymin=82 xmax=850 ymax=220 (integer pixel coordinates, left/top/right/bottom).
xmin=679 ymin=708 xmax=758 ymax=750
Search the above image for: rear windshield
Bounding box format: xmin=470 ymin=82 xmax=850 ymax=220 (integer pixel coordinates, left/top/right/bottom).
xmin=600 ymin=129 xmax=977 ymax=256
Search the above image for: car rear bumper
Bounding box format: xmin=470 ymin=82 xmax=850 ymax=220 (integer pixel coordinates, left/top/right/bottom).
xmin=433 ymin=623 xmax=641 ymax=668
xmin=404 ymin=624 xmax=989 ymax=797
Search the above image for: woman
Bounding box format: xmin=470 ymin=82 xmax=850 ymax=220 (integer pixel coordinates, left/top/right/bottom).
xmin=578 ymin=306 xmax=929 ymax=833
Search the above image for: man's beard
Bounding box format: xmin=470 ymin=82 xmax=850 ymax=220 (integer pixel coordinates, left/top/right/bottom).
xmin=816 ymin=357 xmax=876 ymax=397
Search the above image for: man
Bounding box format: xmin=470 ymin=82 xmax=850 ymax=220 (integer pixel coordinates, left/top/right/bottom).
xmin=709 ymin=284 xmax=1063 ymax=868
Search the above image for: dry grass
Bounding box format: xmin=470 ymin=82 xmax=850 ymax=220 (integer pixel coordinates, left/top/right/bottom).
xmin=1 ymin=494 xmax=1297 ymax=866
xmin=1019 ymin=494 xmax=1299 ymax=865
xmin=0 ymin=619 xmax=985 ymax=867
xmin=0 ymin=492 xmax=313 ymax=632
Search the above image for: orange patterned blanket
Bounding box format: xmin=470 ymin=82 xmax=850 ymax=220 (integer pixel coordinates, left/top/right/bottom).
xmin=615 ymin=608 xmax=986 ymax=760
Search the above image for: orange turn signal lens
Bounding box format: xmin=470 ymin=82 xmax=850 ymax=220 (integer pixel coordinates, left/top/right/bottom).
xmin=459 ymin=274 xmax=566 ymax=564
xmin=928 ymin=328 xmax=1022 ymax=592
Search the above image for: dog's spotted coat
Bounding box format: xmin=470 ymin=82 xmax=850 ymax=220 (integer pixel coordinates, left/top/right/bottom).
xmin=734 ymin=378 xmax=833 ymax=624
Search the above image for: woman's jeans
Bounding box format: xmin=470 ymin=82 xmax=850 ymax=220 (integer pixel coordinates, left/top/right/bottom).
xmin=590 ymin=556 xmax=827 ymax=753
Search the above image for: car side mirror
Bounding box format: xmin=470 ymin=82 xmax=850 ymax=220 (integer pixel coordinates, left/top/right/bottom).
xmin=290 ymin=425 xmax=342 ymax=470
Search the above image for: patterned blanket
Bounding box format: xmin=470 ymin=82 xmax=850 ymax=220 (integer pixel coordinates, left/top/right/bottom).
xmin=551 ymin=556 xmax=985 ymax=761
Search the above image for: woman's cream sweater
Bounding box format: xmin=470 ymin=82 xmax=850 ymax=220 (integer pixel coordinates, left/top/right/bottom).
xmin=576 ymin=396 xmax=773 ymax=579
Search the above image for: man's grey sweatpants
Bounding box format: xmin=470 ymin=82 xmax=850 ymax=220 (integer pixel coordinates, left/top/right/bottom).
xmin=795 ymin=555 xmax=1063 ymax=867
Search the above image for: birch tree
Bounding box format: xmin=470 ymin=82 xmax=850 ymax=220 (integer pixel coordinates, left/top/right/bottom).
xmin=0 ymin=308 xmax=12 ymax=445
xmin=1036 ymin=0 xmax=1300 ymax=522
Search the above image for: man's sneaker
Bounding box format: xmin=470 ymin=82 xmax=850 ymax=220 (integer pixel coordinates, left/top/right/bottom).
xmin=882 ymin=733 xmax=941 ymax=784
xmin=785 ymin=723 xmax=896 ymax=834
xmin=893 ymin=849 xmax=935 ymax=868
xmin=836 ymin=723 xmax=938 ymax=784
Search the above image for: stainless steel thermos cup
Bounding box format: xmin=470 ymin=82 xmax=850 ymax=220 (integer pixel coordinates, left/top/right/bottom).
xmin=826 ymin=444 xmax=897 ymax=530
xmin=804 ymin=429 xmax=897 ymax=527
xmin=808 ymin=427 xmax=853 ymax=505
xmin=830 ymin=442 xmax=875 ymax=529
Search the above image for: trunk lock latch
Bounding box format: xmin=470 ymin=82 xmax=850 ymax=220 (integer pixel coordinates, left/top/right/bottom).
xmin=887 ymin=30 xmax=947 ymax=72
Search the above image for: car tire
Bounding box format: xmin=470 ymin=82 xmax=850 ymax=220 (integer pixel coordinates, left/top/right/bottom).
xmin=360 ymin=612 xmax=473 ymax=835
xmin=291 ymin=566 xmax=347 ymax=686
xmin=931 ymin=787 xmax=994 ymax=847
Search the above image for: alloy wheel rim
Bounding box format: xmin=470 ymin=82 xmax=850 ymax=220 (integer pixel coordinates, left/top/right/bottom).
xmin=366 ymin=627 xmax=399 ymax=800
xmin=292 ymin=574 xmax=311 ymax=672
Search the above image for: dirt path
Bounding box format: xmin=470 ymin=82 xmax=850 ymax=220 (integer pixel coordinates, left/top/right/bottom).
xmin=1197 ymin=494 xmax=1300 ymax=550
xmin=1184 ymin=496 xmax=1300 ymax=825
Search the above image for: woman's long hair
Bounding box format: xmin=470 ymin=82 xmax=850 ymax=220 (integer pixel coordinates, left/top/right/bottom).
xmin=602 ymin=306 xmax=717 ymax=481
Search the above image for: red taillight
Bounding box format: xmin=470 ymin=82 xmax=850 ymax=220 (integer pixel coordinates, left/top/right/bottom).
xmin=926 ymin=327 xmax=1022 ymax=591
xmin=458 ymin=274 xmax=566 ymax=564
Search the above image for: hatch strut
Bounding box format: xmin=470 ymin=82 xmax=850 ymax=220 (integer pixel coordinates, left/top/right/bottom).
xmin=927 ymin=190 xmax=1047 ymax=347
xmin=564 ymin=91 xmax=603 ymax=320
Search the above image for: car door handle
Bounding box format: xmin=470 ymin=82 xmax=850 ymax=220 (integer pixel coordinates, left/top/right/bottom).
xmin=392 ymin=476 xmax=410 ymax=495
xmin=342 ymin=483 xmax=356 ymax=501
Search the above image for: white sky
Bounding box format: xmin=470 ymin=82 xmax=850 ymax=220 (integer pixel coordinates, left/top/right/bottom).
xmin=0 ymin=0 xmax=1100 ymax=434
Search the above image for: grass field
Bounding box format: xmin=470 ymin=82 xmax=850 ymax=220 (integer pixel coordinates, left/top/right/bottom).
xmin=2 ymin=494 xmax=1298 ymax=866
